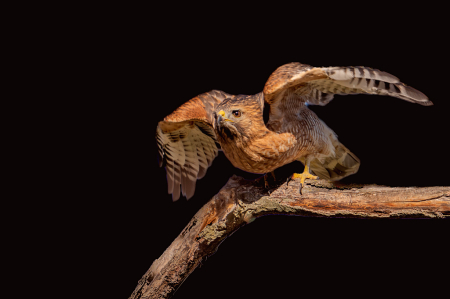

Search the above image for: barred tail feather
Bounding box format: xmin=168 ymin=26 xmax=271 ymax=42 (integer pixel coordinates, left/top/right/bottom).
xmin=309 ymin=142 xmax=360 ymax=181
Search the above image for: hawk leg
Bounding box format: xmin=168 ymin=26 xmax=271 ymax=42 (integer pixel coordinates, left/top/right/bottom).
xmin=287 ymin=164 xmax=318 ymax=195
xmin=256 ymin=171 xmax=276 ymax=189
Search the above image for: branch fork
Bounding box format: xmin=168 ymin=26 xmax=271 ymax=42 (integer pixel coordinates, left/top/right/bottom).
xmin=130 ymin=176 xmax=449 ymax=299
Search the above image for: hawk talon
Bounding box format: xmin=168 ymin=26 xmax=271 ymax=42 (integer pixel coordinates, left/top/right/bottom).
xmin=286 ymin=176 xmax=291 ymax=185
xmin=289 ymin=164 xmax=318 ymax=195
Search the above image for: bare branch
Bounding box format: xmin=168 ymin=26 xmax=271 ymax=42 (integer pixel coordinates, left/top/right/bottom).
xmin=129 ymin=176 xmax=450 ymax=299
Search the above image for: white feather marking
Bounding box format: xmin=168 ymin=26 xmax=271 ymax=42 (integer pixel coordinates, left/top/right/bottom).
xmin=324 ymin=66 xmax=400 ymax=83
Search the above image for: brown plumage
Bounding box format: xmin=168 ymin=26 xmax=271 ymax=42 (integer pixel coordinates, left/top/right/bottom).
xmin=156 ymin=62 xmax=432 ymax=200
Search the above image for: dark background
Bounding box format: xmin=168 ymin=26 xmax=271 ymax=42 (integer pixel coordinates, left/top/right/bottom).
xmin=82 ymin=12 xmax=449 ymax=299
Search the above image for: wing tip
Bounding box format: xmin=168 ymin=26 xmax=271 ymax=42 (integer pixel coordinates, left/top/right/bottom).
xmin=420 ymin=99 xmax=433 ymax=106
xmin=400 ymin=84 xmax=432 ymax=106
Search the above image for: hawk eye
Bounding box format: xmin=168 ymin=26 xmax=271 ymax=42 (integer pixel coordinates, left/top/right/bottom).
xmin=232 ymin=110 xmax=241 ymax=117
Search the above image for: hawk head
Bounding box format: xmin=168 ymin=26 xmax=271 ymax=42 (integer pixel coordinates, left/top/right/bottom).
xmin=213 ymin=95 xmax=265 ymax=144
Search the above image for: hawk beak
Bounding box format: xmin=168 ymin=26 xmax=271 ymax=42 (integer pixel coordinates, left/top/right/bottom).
xmin=218 ymin=110 xmax=234 ymax=122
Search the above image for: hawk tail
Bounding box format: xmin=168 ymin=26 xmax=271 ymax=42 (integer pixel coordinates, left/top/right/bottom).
xmin=309 ymin=142 xmax=360 ymax=181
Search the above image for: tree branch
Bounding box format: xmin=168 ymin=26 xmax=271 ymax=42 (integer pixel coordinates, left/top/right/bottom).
xmin=129 ymin=175 xmax=450 ymax=299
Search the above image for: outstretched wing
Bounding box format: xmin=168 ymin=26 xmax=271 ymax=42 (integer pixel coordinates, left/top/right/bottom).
xmin=263 ymin=62 xmax=432 ymax=106
xmin=156 ymin=90 xmax=233 ymax=201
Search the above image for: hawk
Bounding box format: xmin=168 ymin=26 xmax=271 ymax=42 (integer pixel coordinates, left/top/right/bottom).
xmin=156 ymin=62 xmax=431 ymax=200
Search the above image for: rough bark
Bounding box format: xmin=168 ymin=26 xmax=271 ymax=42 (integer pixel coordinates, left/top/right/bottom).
xmin=129 ymin=175 xmax=450 ymax=299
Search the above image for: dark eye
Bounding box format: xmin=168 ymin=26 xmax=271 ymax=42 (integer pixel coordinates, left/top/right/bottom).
xmin=232 ymin=110 xmax=241 ymax=117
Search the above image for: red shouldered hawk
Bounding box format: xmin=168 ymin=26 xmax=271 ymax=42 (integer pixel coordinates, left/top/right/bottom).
xmin=156 ymin=62 xmax=431 ymax=200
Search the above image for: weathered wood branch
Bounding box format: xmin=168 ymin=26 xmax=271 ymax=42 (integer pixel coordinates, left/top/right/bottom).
xmin=129 ymin=175 xmax=450 ymax=299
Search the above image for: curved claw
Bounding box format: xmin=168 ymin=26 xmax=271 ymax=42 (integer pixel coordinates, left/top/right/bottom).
xmin=289 ymin=164 xmax=318 ymax=195
xmin=286 ymin=176 xmax=292 ymax=186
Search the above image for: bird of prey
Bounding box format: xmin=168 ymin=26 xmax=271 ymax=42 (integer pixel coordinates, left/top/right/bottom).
xmin=156 ymin=62 xmax=431 ymax=200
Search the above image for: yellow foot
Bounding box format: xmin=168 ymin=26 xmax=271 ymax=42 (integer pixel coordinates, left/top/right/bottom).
xmin=286 ymin=165 xmax=318 ymax=195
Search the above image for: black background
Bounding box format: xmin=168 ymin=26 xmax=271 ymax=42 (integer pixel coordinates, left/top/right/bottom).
xmin=84 ymin=12 xmax=449 ymax=299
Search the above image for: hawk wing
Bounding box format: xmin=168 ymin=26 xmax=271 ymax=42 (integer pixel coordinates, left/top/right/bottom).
xmin=262 ymin=62 xmax=431 ymax=181
xmin=156 ymin=90 xmax=233 ymax=201
xmin=263 ymin=62 xmax=432 ymax=107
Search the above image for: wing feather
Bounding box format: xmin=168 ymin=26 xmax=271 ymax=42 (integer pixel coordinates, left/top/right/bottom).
xmin=156 ymin=90 xmax=232 ymax=201
xmin=324 ymin=66 xmax=399 ymax=83
xmin=263 ymin=62 xmax=432 ymax=107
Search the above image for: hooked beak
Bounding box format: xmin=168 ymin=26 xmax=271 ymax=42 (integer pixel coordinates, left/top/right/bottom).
xmin=217 ymin=110 xmax=234 ymax=122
